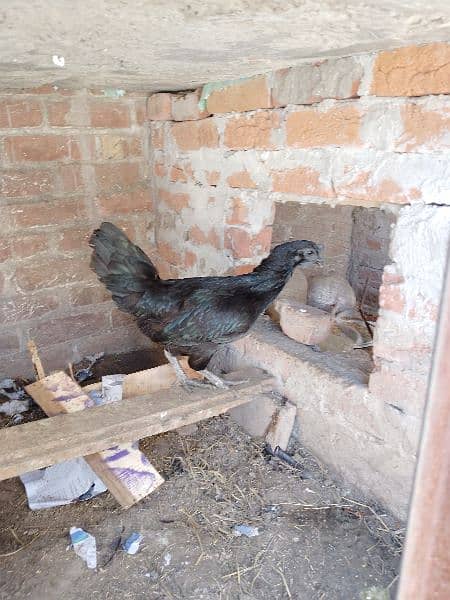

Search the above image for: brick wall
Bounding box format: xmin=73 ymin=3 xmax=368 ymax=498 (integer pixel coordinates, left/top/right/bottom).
xmin=148 ymin=43 xmax=450 ymax=361
xmin=147 ymin=41 xmax=450 ymax=378
xmin=272 ymin=202 xmax=354 ymax=279
xmin=147 ymin=42 xmax=450 ymax=516
xmin=1 ymin=87 xmax=153 ymax=377
xmin=348 ymin=207 xmax=395 ymax=317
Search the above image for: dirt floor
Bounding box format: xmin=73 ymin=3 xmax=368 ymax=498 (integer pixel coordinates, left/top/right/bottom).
xmin=0 ymin=351 xmax=403 ymax=600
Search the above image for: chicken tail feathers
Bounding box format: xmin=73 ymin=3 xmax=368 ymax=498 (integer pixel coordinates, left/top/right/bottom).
xmin=89 ymin=222 xmax=159 ymax=312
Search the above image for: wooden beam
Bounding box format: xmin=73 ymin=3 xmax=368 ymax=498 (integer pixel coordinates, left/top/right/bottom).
xmin=397 ymin=253 xmax=450 ymax=600
xmin=0 ymin=369 xmax=273 ymax=481
xmin=82 ymin=358 xmax=200 ymax=399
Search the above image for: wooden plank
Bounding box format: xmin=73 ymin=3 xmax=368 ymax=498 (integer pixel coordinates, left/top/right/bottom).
xmin=26 ymin=370 xmax=166 ymax=508
xmin=0 ymin=369 xmax=273 ymax=481
xmin=83 ymin=358 xmax=200 ymax=399
xmin=397 ymin=255 xmax=450 ymax=600
xmin=27 ymin=340 xmax=45 ymax=380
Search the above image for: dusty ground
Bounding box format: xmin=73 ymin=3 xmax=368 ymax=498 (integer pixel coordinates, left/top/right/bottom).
xmin=0 ymin=350 xmax=402 ymax=599
xmin=0 ymin=422 xmax=402 ymax=599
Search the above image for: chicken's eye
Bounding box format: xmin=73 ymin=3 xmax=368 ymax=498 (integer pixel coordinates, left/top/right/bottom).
xmin=304 ymin=249 xmax=313 ymax=255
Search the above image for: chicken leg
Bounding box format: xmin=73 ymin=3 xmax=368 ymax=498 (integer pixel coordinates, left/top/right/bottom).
xmin=164 ymin=349 xmax=205 ymax=390
xmin=164 ymin=349 xmax=246 ymax=390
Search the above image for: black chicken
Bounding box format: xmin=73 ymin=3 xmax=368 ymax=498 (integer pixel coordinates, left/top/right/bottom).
xmin=89 ymin=222 xmax=323 ymax=388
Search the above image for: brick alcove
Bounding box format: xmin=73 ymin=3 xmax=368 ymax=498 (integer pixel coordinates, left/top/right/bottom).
xmin=147 ymin=43 xmax=450 ymax=518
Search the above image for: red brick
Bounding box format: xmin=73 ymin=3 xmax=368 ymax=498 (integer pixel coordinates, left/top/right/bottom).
xmin=286 ymin=105 xmax=361 ymax=147
xmin=73 ymin=134 xmax=95 ymax=161
xmin=188 ymin=225 xmax=220 ymax=247
xmin=154 ymin=163 xmax=167 ymax=177
xmin=11 ymin=198 xmax=85 ymax=228
xmin=0 ymin=329 xmax=20 ymax=355
xmin=15 ymin=257 xmax=93 ymax=291
xmin=170 ymin=165 xmax=189 ymax=183
xmin=147 ymin=93 xmax=172 ymax=121
xmin=27 ymin=84 xmax=75 ymax=95
xmin=224 ymin=111 xmax=279 ymax=150
xmin=184 ymin=250 xmax=197 ymax=268
xmin=228 ymin=264 xmax=257 ymax=275
xmin=172 ymin=118 xmax=219 ymax=151
xmin=206 ymin=171 xmax=220 ymax=186
xmin=206 ymin=76 xmax=271 ymax=114
xmin=0 ymin=239 xmax=12 ymax=262
xmin=371 ymin=43 xmax=450 ymax=97
xmin=110 ymin=306 xmax=134 ymax=328
xmin=225 ymin=227 xmax=270 ymax=259
xmin=159 ymin=188 xmax=190 ymax=211
xmin=366 ymin=238 xmax=382 ymax=251
xmin=225 ymin=228 xmax=252 ymax=258
xmin=160 ymin=263 xmax=180 ymax=279
xmin=29 ymin=311 xmax=109 ymax=346
xmin=227 ymin=197 xmax=249 ymax=225
xmin=157 ymin=242 xmax=182 ymax=265
xmin=272 ymin=167 xmax=333 ymax=198
xmin=335 ymin=171 xmax=409 ymax=205
xmin=397 ymin=103 xmax=450 ymax=151
xmin=150 ymin=126 xmax=164 ymax=150
xmin=58 ymin=163 xmax=84 ymax=193
xmin=57 ymin=226 xmax=92 ymax=252
xmin=0 ymin=99 xmax=43 ymax=127
xmin=379 ymin=285 xmax=406 ymax=313
xmin=95 ymin=162 xmax=140 ymax=190
xmin=0 ymin=292 xmax=59 ymax=325
xmin=5 ymin=135 xmax=79 ymax=162
xmin=47 ymin=99 xmax=74 ymax=126
xmin=11 ymin=233 xmax=49 ymax=258
xmin=381 ymin=271 xmax=404 ymax=286
xmin=134 ymin=99 xmax=147 ymax=125
xmin=255 ymin=226 xmax=273 ymax=255
xmin=89 ymin=100 xmax=130 ymax=128
xmin=172 ymin=89 xmax=210 ymax=121
xmin=1 ymin=168 xmax=54 ymax=197
xmin=95 ymin=134 xmax=142 ymax=160
xmin=112 ymin=219 xmax=137 ymax=240
xmin=69 ymin=285 xmax=111 ymax=307
xmin=0 ymin=101 xmax=9 ymax=127
xmin=97 ymin=186 xmax=152 ymax=215
xmin=227 ymin=170 xmax=257 ymax=189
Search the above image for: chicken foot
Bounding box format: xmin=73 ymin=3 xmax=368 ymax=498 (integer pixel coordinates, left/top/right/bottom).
xmin=199 ymin=369 xmax=248 ymax=389
xmin=164 ymin=349 xmax=205 ymax=390
xmin=164 ymin=350 xmax=246 ymax=390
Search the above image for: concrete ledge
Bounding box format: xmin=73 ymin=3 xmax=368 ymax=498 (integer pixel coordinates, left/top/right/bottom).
xmin=233 ymin=317 xmax=416 ymax=519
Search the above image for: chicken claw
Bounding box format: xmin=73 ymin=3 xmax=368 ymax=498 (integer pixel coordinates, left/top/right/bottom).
xmin=200 ymin=370 xmax=248 ymax=389
xmin=164 ymin=349 xmax=247 ymax=391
